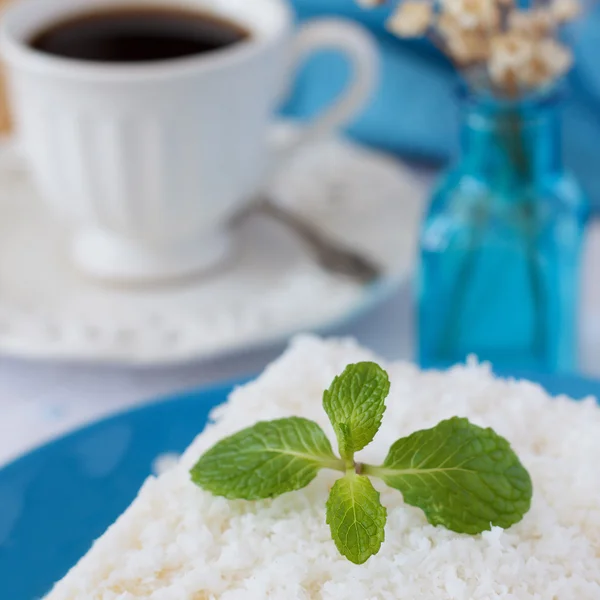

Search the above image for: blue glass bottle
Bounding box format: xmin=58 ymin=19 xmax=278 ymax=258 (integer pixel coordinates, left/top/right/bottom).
xmin=418 ymin=87 xmax=589 ymax=373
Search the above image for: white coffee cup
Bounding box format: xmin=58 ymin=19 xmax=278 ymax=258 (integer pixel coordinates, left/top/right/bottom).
xmin=0 ymin=0 xmax=377 ymax=282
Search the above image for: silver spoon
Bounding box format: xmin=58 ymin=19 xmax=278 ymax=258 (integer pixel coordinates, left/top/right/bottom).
xmin=231 ymin=197 xmax=383 ymax=285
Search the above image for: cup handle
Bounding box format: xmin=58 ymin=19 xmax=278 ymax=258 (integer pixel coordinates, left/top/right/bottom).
xmin=270 ymin=19 xmax=378 ymax=169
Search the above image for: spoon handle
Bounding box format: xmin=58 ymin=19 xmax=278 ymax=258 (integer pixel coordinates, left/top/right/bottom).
xmin=242 ymin=197 xmax=383 ymax=285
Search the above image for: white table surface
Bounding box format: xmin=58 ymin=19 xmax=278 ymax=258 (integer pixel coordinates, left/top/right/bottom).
xmin=2 ymin=171 xmax=600 ymax=468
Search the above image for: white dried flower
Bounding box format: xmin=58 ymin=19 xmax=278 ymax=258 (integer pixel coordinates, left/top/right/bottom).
xmin=438 ymin=14 xmax=490 ymax=65
xmin=448 ymin=33 xmax=491 ymax=65
xmin=516 ymin=57 xmax=553 ymax=88
xmin=508 ymin=8 xmax=556 ymax=37
xmin=387 ymin=1 xmax=434 ymax=37
xmin=440 ymin=0 xmax=500 ymax=31
xmin=488 ymin=32 xmax=535 ymax=90
xmin=551 ymin=0 xmax=581 ymax=23
xmin=489 ymin=33 xmax=573 ymax=91
xmin=536 ymin=38 xmax=573 ymax=77
xmin=357 ymin=0 xmax=577 ymax=95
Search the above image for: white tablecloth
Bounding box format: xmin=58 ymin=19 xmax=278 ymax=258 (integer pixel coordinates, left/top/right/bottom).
xmin=2 ymin=202 xmax=600 ymax=468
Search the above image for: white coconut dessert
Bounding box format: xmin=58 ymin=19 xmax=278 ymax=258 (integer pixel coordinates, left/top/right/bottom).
xmin=45 ymin=337 xmax=600 ymax=599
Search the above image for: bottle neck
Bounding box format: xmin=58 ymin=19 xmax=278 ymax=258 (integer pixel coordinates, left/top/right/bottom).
xmin=460 ymin=90 xmax=563 ymax=191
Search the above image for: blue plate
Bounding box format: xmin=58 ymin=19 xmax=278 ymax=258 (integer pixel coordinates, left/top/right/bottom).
xmin=1 ymin=372 xmax=598 ymax=599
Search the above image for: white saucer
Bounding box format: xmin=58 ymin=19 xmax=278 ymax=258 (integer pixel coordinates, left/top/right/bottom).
xmin=0 ymin=122 xmax=425 ymax=365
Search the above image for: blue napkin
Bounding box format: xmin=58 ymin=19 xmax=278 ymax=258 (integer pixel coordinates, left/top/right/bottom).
xmin=284 ymin=0 xmax=600 ymax=209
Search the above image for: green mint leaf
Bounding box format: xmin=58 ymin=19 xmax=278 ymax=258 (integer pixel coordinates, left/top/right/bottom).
xmin=190 ymin=417 xmax=341 ymax=500
xmin=326 ymin=473 xmax=387 ymax=565
xmin=323 ymin=362 xmax=390 ymax=459
xmin=369 ymin=417 xmax=532 ymax=534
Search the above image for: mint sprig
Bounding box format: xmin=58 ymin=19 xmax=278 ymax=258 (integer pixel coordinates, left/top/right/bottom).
xmin=323 ymin=362 xmax=389 ymax=460
xmin=326 ymin=474 xmax=386 ymax=564
xmin=191 ymin=362 xmax=533 ymax=564
xmin=190 ymin=417 xmax=342 ymax=500
xmin=363 ymin=417 xmax=533 ymax=534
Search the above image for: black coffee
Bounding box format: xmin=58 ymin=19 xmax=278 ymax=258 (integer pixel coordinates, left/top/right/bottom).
xmin=29 ymin=6 xmax=249 ymax=63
